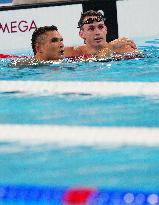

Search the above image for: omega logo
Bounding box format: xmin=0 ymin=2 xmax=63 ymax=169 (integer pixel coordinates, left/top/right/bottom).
xmin=0 ymin=20 xmax=37 ymax=33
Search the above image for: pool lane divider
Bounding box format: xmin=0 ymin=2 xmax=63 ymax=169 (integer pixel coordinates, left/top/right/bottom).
xmin=0 ymin=184 xmax=158 ymax=204
xmin=0 ymin=81 xmax=159 ymax=96
xmin=0 ymin=124 xmax=159 ymax=146
xmin=0 ymin=54 xmax=28 ymax=58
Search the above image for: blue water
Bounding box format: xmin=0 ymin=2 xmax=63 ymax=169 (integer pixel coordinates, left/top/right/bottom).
xmin=0 ymin=93 xmax=158 ymax=127
xmin=1 ymin=55 xmax=159 ymax=82
xmin=0 ymin=37 xmax=159 ymax=200
xmin=0 ymin=0 xmax=11 ymax=3
xmin=0 ymin=143 xmax=159 ymax=191
xmin=0 ymin=39 xmax=159 ymax=82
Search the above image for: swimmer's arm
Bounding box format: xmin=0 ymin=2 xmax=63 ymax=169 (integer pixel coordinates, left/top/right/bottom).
xmin=110 ymin=37 xmax=137 ymax=49
xmin=109 ymin=37 xmax=142 ymax=54
xmin=64 ymin=46 xmax=75 ymax=57
xmin=64 ymin=46 xmax=86 ymax=58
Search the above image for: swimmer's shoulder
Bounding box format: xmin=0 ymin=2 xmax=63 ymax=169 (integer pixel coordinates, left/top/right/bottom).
xmin=64 ymin=45 xmax=89 ymax=57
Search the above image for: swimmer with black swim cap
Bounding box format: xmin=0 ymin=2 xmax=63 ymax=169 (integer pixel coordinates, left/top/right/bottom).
xmin=10 ymin=25 xmax=65 ymax=67
xmin=64 ymin=10 xmax=140 ymax=59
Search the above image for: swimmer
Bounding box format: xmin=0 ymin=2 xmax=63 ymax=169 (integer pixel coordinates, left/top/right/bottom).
xmin=10 ymin=25 xmax=64 ymax=67
xmin=64 ymin=10 xmax=139 ymax=59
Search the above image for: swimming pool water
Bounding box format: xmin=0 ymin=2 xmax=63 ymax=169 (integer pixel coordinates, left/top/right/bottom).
xmin=0 ymin=93 xmax=158 ymax=127
xmin=1 ymin=55 xmax=159 ymax=82
xmin=0 ymin=37 xmax=159 ymax=204
xmin=0 ymin=38 xmax=159 ymax=82
xmin=0 ymin=143 xmax=159 ymax=191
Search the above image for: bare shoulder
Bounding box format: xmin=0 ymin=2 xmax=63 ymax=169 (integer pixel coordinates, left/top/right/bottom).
xmin=64 ymin=46 xmax=75 ymax=57
xmin=64 ymin=45 xmax=87 ymax=57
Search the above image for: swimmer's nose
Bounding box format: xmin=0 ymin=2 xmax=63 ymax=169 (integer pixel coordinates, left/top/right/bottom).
xmin=60 ymin=40 xmax=64 ymax=47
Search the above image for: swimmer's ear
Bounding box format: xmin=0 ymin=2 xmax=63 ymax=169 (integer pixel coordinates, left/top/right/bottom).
xmin=79 ymin=30 xmax=85 ymax=40
xmin=35 ymin=42 xmax=42 ymax=53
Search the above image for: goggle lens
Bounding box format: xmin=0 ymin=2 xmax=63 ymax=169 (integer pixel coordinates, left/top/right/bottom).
xmin=80 ymin=16 xmax=105 ymax=27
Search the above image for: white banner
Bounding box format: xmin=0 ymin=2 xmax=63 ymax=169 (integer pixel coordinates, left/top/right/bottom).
xmin=117 ymin=0 xmax=159 ymax=38
xmin=0 ymin=4 xmax=83 ymax=54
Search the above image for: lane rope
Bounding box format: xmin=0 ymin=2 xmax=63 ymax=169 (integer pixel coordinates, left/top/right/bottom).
xmin=0 ymin=184 xmax=158 ymax=204
xmin=0 ymin=124 xmax=159 ymax=146
xmin=0 ymin=81 xmax=159 ymax=96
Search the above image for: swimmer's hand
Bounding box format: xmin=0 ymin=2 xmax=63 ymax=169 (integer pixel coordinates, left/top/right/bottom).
xmin=110 ymin=37 xmax=140 ymax=54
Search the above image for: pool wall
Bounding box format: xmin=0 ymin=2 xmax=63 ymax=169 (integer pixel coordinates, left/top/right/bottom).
xmin=0 ymin=0 xmax=159 ymax=53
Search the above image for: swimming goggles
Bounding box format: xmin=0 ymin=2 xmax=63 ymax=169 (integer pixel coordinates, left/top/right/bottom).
xmin=78 ymin=16 xmax=105 ymax=28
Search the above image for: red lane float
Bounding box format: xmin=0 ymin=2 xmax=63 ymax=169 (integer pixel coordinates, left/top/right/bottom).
xmin=0 ymin=54 xmax=18 ymax=58
xmin=0 ymin=54 xmax=29 ymax=59
xmin=0 ymin=184 xmax=158 ymax=204
xmin=63 ymin=188 xmax=96 ymax=204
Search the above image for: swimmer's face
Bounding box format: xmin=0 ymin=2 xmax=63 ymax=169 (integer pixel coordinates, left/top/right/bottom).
xmin=39 ymin=30 xmax=64 ymax=61
xmin=79 ymin=16 xmax=107 ymax=48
